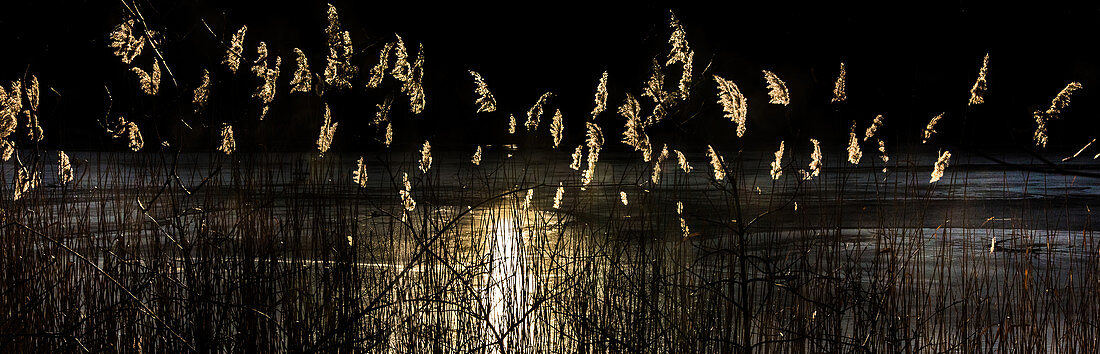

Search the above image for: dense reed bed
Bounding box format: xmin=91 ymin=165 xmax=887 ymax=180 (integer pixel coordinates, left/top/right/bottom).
xmin=2 ymin=3 xmax=1100 ymax=353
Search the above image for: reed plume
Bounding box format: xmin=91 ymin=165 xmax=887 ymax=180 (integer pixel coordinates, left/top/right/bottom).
xmin=863 ymin=114 xmax=884 ymax=141
xmin=677 ymin=201 xmax=690 ymax=238
xmin=922 ymin=113 xmax=944 ymax=144
xmin=251 ymin=42 xmax=281 ymax=120
xmin=419 ymin=140 xmax=432 ymax=173
xmin=550 ymin=109 xmax=564 ymax=148
xmin=316 ymin=104 xmax=338 ymax=156
xmin=877 ymin=138 xmax=889 ymax=173
xmin=620 ymin=191 xmax=629 ymax=206
xmin=127 ymin=121 xmax=143 ymax=151
xmin=1 ymin=140 xmax=13 ymax=161
xmin=193 ymin=69 xmax=210 ymax=113
xmin=707 ymin=145 xmax=725 ymax=181
xmin=132 ymin=58 xmax=161 ymax=95
xmin=218 ymin=123 xmax=236 ymax=154
xmin=642 ymin=58 xmax=673 ymax=124
xmin=367 ymin=42 xmax=394 ymax=89
xmin=666 ymin=11 xmax=694 ymax=99
xmin=674 ymin=149 xmax=692 ymax=173
xmin=525 ymin=92 xmax=553 ymax=131
xmin=109 ymin=19 xmax=145 ymax=65
xmin=770 ymin=141 xmax=785 ymax=180
xmin=582 ymin=122 xmax=604 ymax=187
xmin=832 ymin=62 xmax=847 ymax=103
xmin=591 ymin=71 xmax=608 ymax=119
xmin=714 ymin=75 xmax=748 ymax=137
xmin=969 ymin=53 xmax=989 ymax=105
xmin=403 ymin=44 xmax=426 ymax=114
xmin=0 ymin=80 xmax=20 ymax=140
xmin=1033 ymin=81 xmax=1083 ymax=147
xmin=802 ymin=138 xmax=822 ymax=180
xmin=290 ymin=48 xmax=312 ymax=94
xmin=651 ymin=144 xmax=669 ymax=184
xmin=763 ymin=70 xmax=790 ymax=106
xmin=352 ymin=156 xmax=367 ymax=187
xmin=399 ymin=172 xmax=415 ymax=211
xmin=847 ymin=122 xmax=861 ymax=164
xmin=553 ymin=183 xmax=564 ymax=209
xmin=470 ymin=70 xmax=497 ymax=113
xmin=58 ymin=150 xmax=73 ymax=186
xmin=373 ymin=97 xmax=393 ymax=126
xmin=25 ymin=76 xmax=42 ymax=142
xmin=619 ymin=93 xmax=646 ymax=151
xmin=930 ymin=150 xmax=951 ymax=183
xmin=384 ymin=122 xmax=393 ymax=147
xmin=26 ymin=75 xmax=38 ymax=112
xmin=569 ymin=145 xmax=583 ymax=170
xmin=391 ymin=35 xmax=410 ymax=82
xmin=471 ymin=145 xmax=482 ymax=166
xmin=13 ymin=166 xmax=39 ymax=201
xmin=508 ymin=114 xmax=516 ymax=134
xmin=223 ymin=25 xmax=247 ymax=74
xmin=324 ymin=4 xmax=357 ymax=90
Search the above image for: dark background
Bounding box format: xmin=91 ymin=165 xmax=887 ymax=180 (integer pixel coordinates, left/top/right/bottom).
xmin=2 ymin=0 xmax=1099 ymax=154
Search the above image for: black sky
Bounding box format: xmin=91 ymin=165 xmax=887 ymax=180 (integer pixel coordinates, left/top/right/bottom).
xmin=3 ymin=0 xmax=1100 ymax=153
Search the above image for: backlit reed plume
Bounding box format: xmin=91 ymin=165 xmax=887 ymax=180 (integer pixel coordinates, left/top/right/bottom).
xmin=1033 ymin=81 xmax=1083 ymax=148
xmin=569 ymin=145 xmax=583 ymax=170
xmin=218 ymin=123 xmax=235 ymax=154
xmin=969 ymin=53 xmax=989 ymax=105
xmin=877 ymin=138 xmax=889 ymax=173
xmin=223 ymin=25 xmax=247 ymax=74
xmin=367 ymin=42 xmax=393 ymax=89
xmin=847 ymin=122 xmax=862 ymax=164
xmin=652 ymin=144 xmax=669 ymax=184
xmin=0 ymin=80 xmax=21 ymax=141
xmin=863 ymin=114 xmax=884 ymax=141
xmin=109 ymin=19 xmax=145 ymax=65
xmin=1 ymin=140 xmax=13 ymax=161
xmin=419 ymin=140 xmax=432 ymax=173
xmin=770 ymin=141 xmax=785 ymax=180
xmin=550 ymin=109 xmax=564 ymax=147
xmin=352 ymin=156 xmax=367 ymax=187
xmin=522 ymin=189 xmax=533 ymax=211
xmin=402 ymin=44 xmax=426 ymax=114
xmin=707 ymin=145 xmax=725 ymax=181
xmin=582 ymin=122 xmax=604 ymax=187
xmin=922 ymin=112 xmax=944 ymax=144
xmin=507 ymin=114 xmax=516 ymax=134
xmin=399 ymin=172 xmax=415 ymax=211
xmin=763 ymin=70 xmax=790 ymax=106
xmin=471 ymin=146 xmax=482 ymax=166
xmin=133 ymin=58 xmax=161 ymax=95
xmin=13 ymin=166 xmax=39 ymax=201
xmin=324 ymin=4 xmax=357 ymax=90
xmin=642 ymin=58 xmax=672 ymax=124
xmin=25 ymin=76 xmax=42 ymax=141
xmin=470 ymin=70 xmax=497 ymax=113
xmin=384 ymin=122 xmax=393 ymax=147
xmin=391 ymin=35 xmax=410 ymax=82
xmin=620 ymin=93 xmax=644 ymax=149
xmin=666 ymin=12 xmax=694 ymax=99
xmin=373 ymin=97 xmax=392 ymax=126
xmin=930 ymin=150 xmax=951 ymax=183
xmin=832 ymin=62 xmax=847 ymax=103
xmin=674 ymin=149 xmax=693 ymax=173
xmin=316 ymin=104 xmax=338 ymax=157
xmin=526 ymin=92 xmax=553 ymax=131
xmin=290 ymin=48 xmax=312 ymax=94
xmin=193 ymin=69 xmax=210 ymax=113
xmin=990 ymin=236 xmax=996 ymax=253
xmin=127 ymin=121 xmax=143 ymax=151
xmin=251 ymin=42 xmax=281 ymax=119
xmin=553 ymin=183 xmax=564 ymax=209
xmin=58 ymin=150 xmax=73 ymax=186
xmin=591 ymin=71 xmax=608 ymax=119
xmin=714 ymin=75 xmax=748 ymax=137
xmin=802 ymin=138 xmax=822 ymax=180
xmin=620 ymin=191 xmax=629 ymax=206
